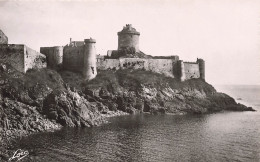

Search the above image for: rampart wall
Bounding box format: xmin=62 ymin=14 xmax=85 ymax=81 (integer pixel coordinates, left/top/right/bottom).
xmin=183 ymin=62 xmax=200 ymax=79
xmin=63 ymin=46 xmax=84 ymax=72
xmin=0 ymin=44 xmax=46 ymax=73
xmin=97 ymin=58 xmax=179 ymax=78
xmin=147 ymin=59 xmax=177 ymax=77
xmin=97 ymin=59 xmax=120 ymax=70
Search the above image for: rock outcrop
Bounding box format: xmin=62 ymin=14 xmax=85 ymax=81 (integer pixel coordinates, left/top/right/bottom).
xmin=0 ymin=63 xmax=255 ymax=160
xmin=83 ymin=69 xmax=255 ymax=115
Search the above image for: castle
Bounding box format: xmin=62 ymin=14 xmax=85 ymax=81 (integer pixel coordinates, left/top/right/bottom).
xmin=0 ymin=25 xmax=205 ymax=81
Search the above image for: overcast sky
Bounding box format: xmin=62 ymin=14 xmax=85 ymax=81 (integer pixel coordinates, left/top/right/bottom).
xmin=0 ymin=0 xmax=259 ymax=85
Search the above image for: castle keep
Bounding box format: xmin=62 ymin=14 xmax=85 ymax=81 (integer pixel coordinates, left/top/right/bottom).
xmin=0 ymin=25 xmax=205 ymax=81
xmin=118 ymin=24 xmax=140 ymax=52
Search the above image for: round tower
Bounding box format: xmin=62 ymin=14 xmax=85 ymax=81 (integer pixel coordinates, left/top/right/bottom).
xmin=178 ymin=60 xmax=186 ymax=81
xmin=52 ymin=46 xmax=63 ymax=69
xmin=117 ymin=24 xmax=140 ymax=53
xmin=197 ymin=58 xmax=205 ymax=80
xmin=83 ymin=38 xmax=97 ymax=80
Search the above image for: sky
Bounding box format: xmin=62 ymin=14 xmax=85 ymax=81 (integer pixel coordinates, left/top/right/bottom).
xmin=0 ymin=0 xmax=259 ymax=85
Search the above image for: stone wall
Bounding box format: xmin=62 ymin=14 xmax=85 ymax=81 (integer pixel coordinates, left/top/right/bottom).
xmin=97 ymin=59 xmax=120 ymax=70
xmin=147 ymin=59 xmax=177 ymax=77
xmin=120 ymin=58 xmax=147 ymax=69
xmin=40 ymin=46 xmax=63 ymax=69
xmin=0 ymin=44 xmax=25 ymax=72
xmin=97 ymin=58 xmax=178 ymax=78
xmin=183 ymin=62 xmax=200 ymax=79
xmin=118 ymin=34 xmax=140 ymax=52
xmin=24 ymin=46 xmax=46 ymax=72
xmin=0 ymin=30 xmax=8 ymax=44
xmin=0 ymin=44 xmax=46 ymax=73
xmin=63 ymin=46 xmax=84 ymax=72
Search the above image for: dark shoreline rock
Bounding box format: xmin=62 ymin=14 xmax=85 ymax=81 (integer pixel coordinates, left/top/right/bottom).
xmin=0 ymin=63 xmax=255 ymax=159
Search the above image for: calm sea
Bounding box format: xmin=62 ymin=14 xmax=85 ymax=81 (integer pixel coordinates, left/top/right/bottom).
xmin=11 ymin=85 xmax=260 ymax=162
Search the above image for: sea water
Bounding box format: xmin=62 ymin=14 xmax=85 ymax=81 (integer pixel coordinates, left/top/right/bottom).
xmin=12 ymin=85 xmax=260 ymax=161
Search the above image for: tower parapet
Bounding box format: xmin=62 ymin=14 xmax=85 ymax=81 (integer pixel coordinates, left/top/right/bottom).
xmin=117 ymin=24 xmax=140 ymax=53
xmin=197 ymin=58 xmax=205 ymax=80
xmin=83 ymin=38 xmax=97 ymax=80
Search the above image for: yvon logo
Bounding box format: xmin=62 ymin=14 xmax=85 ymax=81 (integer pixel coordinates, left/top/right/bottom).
xmin=8 ymin=149 xmax=29 ymax=161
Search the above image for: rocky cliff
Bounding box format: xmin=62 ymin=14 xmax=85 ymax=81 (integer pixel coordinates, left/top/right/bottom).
xmin=0 ymin=62 xmax=254 ymax=160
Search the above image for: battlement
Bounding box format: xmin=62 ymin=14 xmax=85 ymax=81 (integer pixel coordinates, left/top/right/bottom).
xmin=84 ymin=38 xmax=96 ymax=43
xmin=118 ymin=24 xmax=140 ymax=35
xmin=183 ymin=61 xmax=197 ymax=64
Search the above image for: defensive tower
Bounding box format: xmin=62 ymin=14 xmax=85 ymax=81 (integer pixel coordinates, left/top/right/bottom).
xmin=197 ymin=58 xmax=205 ymax=80
xmin=40 ymin=46 xmax=63 ymax=69
xmin=83 ymin=38 xmax=97 ymax=80
xmin=178 ymin=60 xmax=186 ymax=81
xmin=117 ymin=24 xmax=140 ymax=53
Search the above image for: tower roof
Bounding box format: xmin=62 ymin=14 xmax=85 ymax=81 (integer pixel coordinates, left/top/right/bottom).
xmin=118 ymin=24 xmax=140 ymax=35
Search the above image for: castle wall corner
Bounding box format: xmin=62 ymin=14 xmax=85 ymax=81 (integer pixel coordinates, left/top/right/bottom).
xmin=0 ymin=30 xmax=8 ymax=44
xmin=24 ymin=46 xmax=46 ymax=72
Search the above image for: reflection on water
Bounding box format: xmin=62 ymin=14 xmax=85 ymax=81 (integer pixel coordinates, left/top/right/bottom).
xmin=12 ymin=86 xmax=260 ymax=161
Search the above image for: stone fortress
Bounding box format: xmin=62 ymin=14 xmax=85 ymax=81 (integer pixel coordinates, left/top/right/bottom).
xmin=0 ymin=24 xmax=205 ymax=81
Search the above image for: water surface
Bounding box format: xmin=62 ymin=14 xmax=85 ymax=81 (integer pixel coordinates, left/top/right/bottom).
xmin=13 ymin=85 xmax=260 ymax=161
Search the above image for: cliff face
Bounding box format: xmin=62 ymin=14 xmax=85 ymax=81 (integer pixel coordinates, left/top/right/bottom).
xmin=0 ymin=63 xmax=254 ymax=159
xmin=83 ymin=69 xmax=254 ymax=115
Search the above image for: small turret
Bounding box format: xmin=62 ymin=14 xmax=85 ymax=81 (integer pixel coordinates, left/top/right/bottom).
xmin=83 ymin=38 xmax=97 ymax=80
xmin=197 ymin=58 xmax=205 ymax=80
